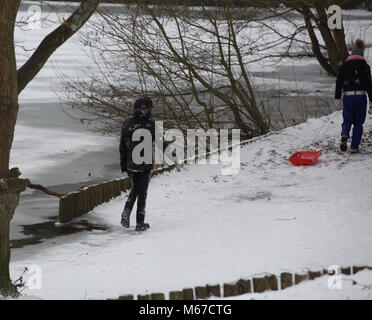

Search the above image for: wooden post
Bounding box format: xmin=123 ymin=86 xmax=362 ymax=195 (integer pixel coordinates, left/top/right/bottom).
xmin=90 ymin=185 xmax=97 ymax=208
xmin=66 ymin=194 xmax=75 ymax=221
xmin=97 ymin=184 xmax=103 ymax=205
xmin=86 ymin=188 xmax=92 ymax=213
xmin=267 ymin=275 xmax=278 ymax=291
xmin=169 ymin=291 xmax=184 ymax=300
xmin=280 ymin=272 xmax=293 ymax=290
xmin=121 ymin=178 xmax=131 ymax=192
xmin=108 ymin=181 xmax=115 ymax=200
xmin=182 ymin=288 xmax=194 ymax=300
xmin=95 ymin=184 xmax=101 ymax=206
xmin=104 ymin=182 xmax=110 ymax=202
xmin=341 ymin=267 xmax=351 ymax=275
xmin=308 ymin=270 xmax=322 ymax=280
xmin=59 ymin=196 xmax=69 ymax=223
xmin=112 ymin=180 xmax=117 ymax=197
xmin=77 ymin=191 xmax=83 ymax=217
xmin=120 ymin=178 xmax=125 ymax=192
xmin=253 ymin=276 xmax=268 ymax=293
xmin=91 ymin=186 xmax=97 ymax=210
xmin=150 ymin=293 xmax=165 ymax=300
xmin=223 ymin=283 xmax=239 ymax=297
xmin=195 ymin=286 xmax=208 ymax=300
xmin=81 ymin=189 xmax=88 ymax=214
xmin=353 ymin=266 xmax=366 ymax=274
xmin=115 ymin=179 xmax=121 ymax=197
xmin=236 ymin=279 xmax=251 ymax=295
xmin=295 ymin=273 xmax=309 ymax=285
xmin=118 ymin=295 xmax=133 ymax=300
xmin=88 ymin=187 xmax=94 ymax=212
xmin=206 ymin=284 xmax=221 ymax=298
xmin=111 ymin=180 xmax=117 ymax=199
xmin=71 ymin=192 xmax=79 ymax=218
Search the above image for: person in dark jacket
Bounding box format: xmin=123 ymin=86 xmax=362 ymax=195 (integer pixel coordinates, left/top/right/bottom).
xmin=335 ymin=39 xmax=372 ymax=153
xmin=119 ymin=98 xmax=180 ymax=231
xmin=119 ymin=98 xmax=155 ymax=231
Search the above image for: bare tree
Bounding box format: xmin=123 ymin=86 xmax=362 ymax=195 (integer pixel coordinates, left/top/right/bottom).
xmin=245 ymin=0 xmax=349 ymax=76
xmin=62 ymin=0 xmax=275 ymax=140
xmin=62 ymin=0 xmax=350 ymax=141
xmin=0 ymin=0 xmax=101 ymax=297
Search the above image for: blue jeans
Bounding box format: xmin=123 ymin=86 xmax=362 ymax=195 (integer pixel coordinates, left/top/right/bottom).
xmin=341 ymin=95 xmax=367 ymax=149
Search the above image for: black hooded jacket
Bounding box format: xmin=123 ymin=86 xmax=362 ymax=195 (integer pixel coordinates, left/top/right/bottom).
xmin=120 ymin=116 xmax=156 ymax=173
xmin=335 ymin=56 xmax=372 ymax=100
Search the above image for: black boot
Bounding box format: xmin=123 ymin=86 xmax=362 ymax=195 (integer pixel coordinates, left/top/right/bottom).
xmin=340 ymin=135 xmax=348 ymax=152
xmin=135 ymin=223 xmax=150 ymax=231
xmin=121 ymin=209 xmax=131 ymax=228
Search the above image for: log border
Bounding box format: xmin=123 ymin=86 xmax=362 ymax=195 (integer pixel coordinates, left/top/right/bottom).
xmin=116 ymin=265 xmax=372 ymax=300
xmin=59 ymin=165 xmax=176 ymax=223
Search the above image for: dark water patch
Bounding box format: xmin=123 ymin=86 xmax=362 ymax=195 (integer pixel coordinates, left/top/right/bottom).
xmin=10 ymin=219 xmax=107 ymax=249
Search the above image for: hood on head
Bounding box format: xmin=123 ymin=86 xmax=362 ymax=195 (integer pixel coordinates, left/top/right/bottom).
xmin=133 ymin=98 xmax=153 ymax=120
xmin=351 ymin=39 xmax=366 ymax=57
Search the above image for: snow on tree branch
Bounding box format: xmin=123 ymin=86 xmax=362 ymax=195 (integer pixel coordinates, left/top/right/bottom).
xmin=17 ymin=0 xmax=101 ymax=94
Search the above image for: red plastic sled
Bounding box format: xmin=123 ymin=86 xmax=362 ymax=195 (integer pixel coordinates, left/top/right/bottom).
xmin=289 ymin=151 xmax=322 ymax=166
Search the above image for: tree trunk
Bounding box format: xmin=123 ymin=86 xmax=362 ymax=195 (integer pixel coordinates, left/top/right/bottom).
xmin=0 ymin=0 xmax=101 ymax=297
xmin=0 ymin=0 xmax=20 ymax=177
xmin=0 ymin=0 xmax=21 ymax=297
xmin=0 ymin=191 xmax=20 ymax=297
xmin=301 ymin=6 xmax=335 ymax=76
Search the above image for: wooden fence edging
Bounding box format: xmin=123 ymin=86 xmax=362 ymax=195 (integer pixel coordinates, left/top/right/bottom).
xmin=115 ymin=264 xmax=372 ymax=300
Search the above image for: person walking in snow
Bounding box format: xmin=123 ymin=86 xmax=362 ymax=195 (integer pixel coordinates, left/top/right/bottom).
xmin=119 ymin=98 xmax=155 ymax=231
xmin=335 ymin=39 xmax=372 ymax=154
xmin=119 ymin=98 xmax=180 ymax=231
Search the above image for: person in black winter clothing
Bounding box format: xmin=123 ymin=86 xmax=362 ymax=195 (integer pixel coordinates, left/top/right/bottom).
xmin=335 ymin=39 xmax=372 ymax=153
xmin=119 ymin=98 xmax=155 ymax=231
xmin=119 ymin=98 xmax=180 ymax=231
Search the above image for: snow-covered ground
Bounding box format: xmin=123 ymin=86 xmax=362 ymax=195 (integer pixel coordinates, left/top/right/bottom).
xmin=10 ymin=111 xmax=372 ymax=299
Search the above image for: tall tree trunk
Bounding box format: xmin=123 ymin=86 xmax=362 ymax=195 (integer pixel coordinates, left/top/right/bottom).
xmin=0 ymin=0 xmax=21 ymax=296
xmin=0 ymin=191 xmax=20 ymax=297
xmin=301 ymin=6 xmax=335 ymax=76
xmin=0 ymin=0 xmax=101 ymax=297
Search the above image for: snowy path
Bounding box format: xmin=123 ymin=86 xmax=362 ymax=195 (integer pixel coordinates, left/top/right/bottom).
xmin=10 ymin=111 xmax=372 ymax=299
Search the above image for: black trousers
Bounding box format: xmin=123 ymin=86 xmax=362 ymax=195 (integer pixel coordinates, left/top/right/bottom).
xmin=124 ymin=170 xmax=152 ymax=223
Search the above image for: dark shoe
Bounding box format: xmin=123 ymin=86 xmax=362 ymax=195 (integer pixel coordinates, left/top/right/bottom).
xmin=340 ymin=135 xmax=348 ymax=152
xmin=121 ymin=210 xmax=131 ymax=228
xmin=350 ymin=148 xmax=360 ymax=154
xmin=135 ymin=223 xmax=150 ymax=232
